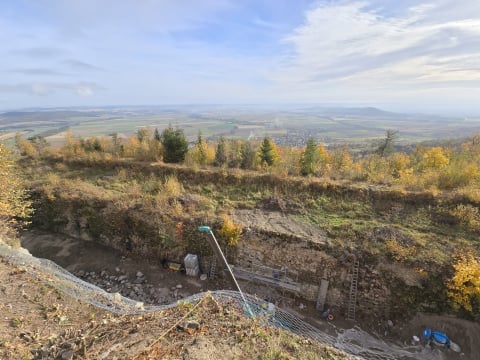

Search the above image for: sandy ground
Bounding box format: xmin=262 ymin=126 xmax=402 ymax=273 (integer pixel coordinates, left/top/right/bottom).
xmin=21 ymin=230 xmax=480 ymax=360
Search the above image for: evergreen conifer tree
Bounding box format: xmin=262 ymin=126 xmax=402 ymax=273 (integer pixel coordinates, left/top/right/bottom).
xmin=214 ymin=137 xmax=227 ymax=166
xmin=160 ymin=125 xmax=188 ymax=163
xmin=300 ymin=137 xmax=321 ymax=176
xmin=258 ymin=137 xmax=278 ymax=167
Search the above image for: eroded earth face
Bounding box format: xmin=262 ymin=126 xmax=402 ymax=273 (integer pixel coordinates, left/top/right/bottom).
xmin=20 ymin=230 xmax=480 ymax=360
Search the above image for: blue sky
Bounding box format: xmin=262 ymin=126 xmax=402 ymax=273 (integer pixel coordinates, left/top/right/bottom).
xmin=1 ymin=0 xmax=480 ymax=114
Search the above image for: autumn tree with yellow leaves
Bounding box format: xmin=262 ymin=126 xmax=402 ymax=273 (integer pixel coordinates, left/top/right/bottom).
xmin=421 ymin=147 xmax=450 ymax=169
xmin=447 ymin=253 xmax=480 ymax=314
xmin=15 ymin=133 xmax=39 ymax=159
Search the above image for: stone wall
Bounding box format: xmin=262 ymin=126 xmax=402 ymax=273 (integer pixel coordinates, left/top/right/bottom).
xmin=236 ymin=230 xmax=396 ymax=320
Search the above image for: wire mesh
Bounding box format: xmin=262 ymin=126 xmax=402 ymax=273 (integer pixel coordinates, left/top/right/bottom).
xmin=0 ymin=242 xmax=439 ymax=360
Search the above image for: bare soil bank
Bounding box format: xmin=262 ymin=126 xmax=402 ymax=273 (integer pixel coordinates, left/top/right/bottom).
xmin=21 ymin=231 xmax=480 ymax=360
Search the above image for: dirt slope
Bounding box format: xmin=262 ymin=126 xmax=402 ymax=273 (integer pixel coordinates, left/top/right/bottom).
xmin=0 ymin=254 xmax=353 ymax=360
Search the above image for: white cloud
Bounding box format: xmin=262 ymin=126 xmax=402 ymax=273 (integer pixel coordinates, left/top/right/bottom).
xmin=63 ymin=59 xmax=102 ymax=72
xmin=75 ymin=85 xmax=94 ymax=97
xmin=0 ymin=82 xmax=100 ymax=97
xmin=277 ymin=1 xmax=480 ymax=98
xmin=2 ymin=0 xmax=480 ymax=112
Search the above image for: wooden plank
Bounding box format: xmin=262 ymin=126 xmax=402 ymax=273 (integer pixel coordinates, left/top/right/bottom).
xmin=316 ymin=279 xmax=329 ymax=311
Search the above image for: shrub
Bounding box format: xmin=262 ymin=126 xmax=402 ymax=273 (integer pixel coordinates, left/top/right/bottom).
xmin=449 ymin=204 xmax=480 ymax=232
xmin=447 ymin=252 xmax=480 ymax=313
xmin=384 ymin=236 xmax=416 ymax=262
xmin=163 ymin=176 xmax=183 ymax=197
xmin=219 ymin=214 xmax=242 ymax=246
xmin=438 ymin=162 xmax=479 ymax=189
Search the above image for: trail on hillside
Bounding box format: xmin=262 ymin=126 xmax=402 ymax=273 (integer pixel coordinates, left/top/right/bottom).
xmin=0 ymin=240 xmax=473 ymax=360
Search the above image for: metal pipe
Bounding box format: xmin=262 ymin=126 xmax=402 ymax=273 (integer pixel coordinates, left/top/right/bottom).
xmin=199 ymin=226 xmax=252 ymax=315
xmin=208 ymin=229 xmax=252 ymax=315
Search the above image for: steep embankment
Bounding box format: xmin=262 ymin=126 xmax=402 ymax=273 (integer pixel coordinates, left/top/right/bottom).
xmin=25 ymin=158 xmax=480 ymax=323
xmin=15 ymin=232 xmax=480 ymax=360
xmin=0 ymin=243 xmax=353 ymax=360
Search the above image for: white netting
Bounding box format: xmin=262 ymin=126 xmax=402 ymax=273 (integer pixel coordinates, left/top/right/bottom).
xmin=0 ymin=242 xmax=440 ymax=360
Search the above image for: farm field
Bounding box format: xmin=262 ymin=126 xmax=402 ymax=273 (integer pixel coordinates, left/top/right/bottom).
xmin=1 ymin=106 xmax=479 ymax=147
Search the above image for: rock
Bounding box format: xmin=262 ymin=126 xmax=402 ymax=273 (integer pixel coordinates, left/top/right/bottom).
xmin=115 ymin=267 xmax=120 ymax=272
xmin=387 ymin=320 xmax=394 ymax=327
xmin=177 ymin=320 xmax=200 ymax=332
xmin=19 ymin=332 xmax=32 ymax=342
xmin=134 ymin=278 xmax=144 ymax=284
xmin=176 ymin=284 xmax=183 ymax=289
xmin=200 ymin=274 xmax=208 ymax=281
xmin=101 ymin=270 xmax=107 ymax=277
xmin=136 ymin=271 xmax=144 ymax=278
xmin=33 ymin=348 xmax=50 ymax=358
xmin=61 ymin=349 xmax=74 ymax=360
xmin=118 ymin=275 xmax=128 ymax=281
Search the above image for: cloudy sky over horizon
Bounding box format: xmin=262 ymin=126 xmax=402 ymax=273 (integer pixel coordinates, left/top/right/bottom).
xmin=2 ymin=0 xmax=480 ymax=114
